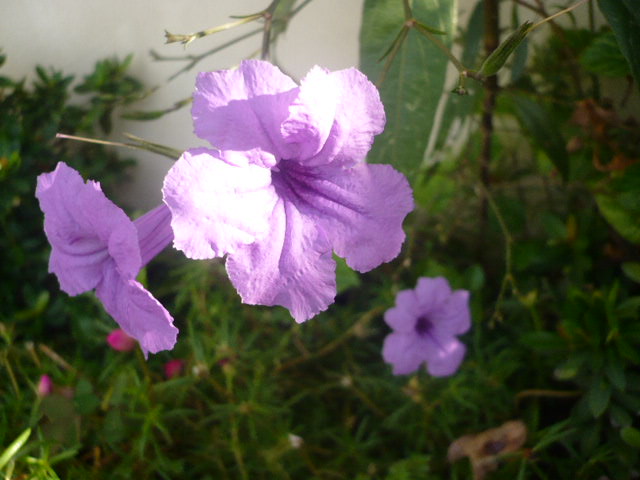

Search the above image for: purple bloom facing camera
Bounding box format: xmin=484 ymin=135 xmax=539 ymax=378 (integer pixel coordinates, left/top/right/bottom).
xmin=383 ymin=277 xmax=471 ymax=376
xmin=163 ymin=60 xmax=414 ymax=322
xmin=36 ymin=162 xmax=178 ymax=356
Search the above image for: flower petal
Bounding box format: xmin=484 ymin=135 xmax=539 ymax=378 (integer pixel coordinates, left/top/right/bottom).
xmin=96 ymin=262 xmax=178 ymax=357
xmin=162 ymin=148 xmax=278 ymax=259
xmin=281 ymin=66 xmax=338 ymax=161
xmin=414 ymin=277 xmax=452 ymax=312
xmin=308 ymin=67 xmax=386 ymax=167
xmin=431 ymin=290 xmax=472 ymax=336
xmin=226 ymin=196 xmax=336 ymax=322
xmin=192 ymin=60 xmax=298 ymax=163
xmin=382 ymin=332 xmax=426 ymax=375
xmin=383 ymin=289 xmax=421 ymax=332
xmin=423 ymin=337 xmax=466 ymax=377
xmin=133 ymin=204 xmax=174 ymax=268
xmin=279 ymin=162 xmax=413 ymax=272
xmin=36 ymin=162 xmax=140 ymax=295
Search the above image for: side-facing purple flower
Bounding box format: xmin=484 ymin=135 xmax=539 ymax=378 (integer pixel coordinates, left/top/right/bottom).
xmin=36 ymin=162 xmax=178 ymax=356
xmin=382 ymin=277 xmax=471 ymax=376
xmin=163 ymin=60 xmax=414 ymax=322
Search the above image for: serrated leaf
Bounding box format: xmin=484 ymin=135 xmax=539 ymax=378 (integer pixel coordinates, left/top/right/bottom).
xmin=360 ymin=0 xmax=456 ymax=176
xmin=598 ymin=0 xmax=640 ymax=89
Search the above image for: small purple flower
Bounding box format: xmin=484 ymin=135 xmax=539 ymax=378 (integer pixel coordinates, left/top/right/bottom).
xmin=382 ymin=277 xmax=471 ymax=376
xmin=36 ymin=162 xmax=178 ymax=356
xmin=163 ymin=60 xmax=414 ymax=322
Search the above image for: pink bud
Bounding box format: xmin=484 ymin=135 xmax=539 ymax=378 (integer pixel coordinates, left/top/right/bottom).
xmin=164 ymin=359 xmax=184 ymax=379
xmin=107 ymin=329 xmax=137 ymax=352
xmin=37 ymin=374 xmax=53 ymax=396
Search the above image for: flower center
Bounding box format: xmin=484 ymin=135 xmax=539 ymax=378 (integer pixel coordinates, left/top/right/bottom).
xmin=415 ymin=315 xmax=433 ymax=337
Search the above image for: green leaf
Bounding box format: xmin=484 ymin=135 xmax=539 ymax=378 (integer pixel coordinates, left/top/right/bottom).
xmin=0 ymin=428 xmax=31 ymax=470
xmin=479 ymin=22 xmax=532 ymax=77
xmin=596 ymin=194 xmax=640 ymax=244
xmin=621 ymin=426 xmax=640 ymax=449
xmin=512 ymin=96 xmax=569 ymax=181
xmin=587 ymin=377 xmax=611 ymax=418
xmin=554 ymin=356 xmax=585 ymax=381
xmin=580 ymin=31 xmax=631 ymax=77
xmin=360 ymin=0 xmax=456 ymax=176
xmin=605 ymin=353 xmax=626 ymax=391
xmin=598 ymin=0 xmax=640 ymax=88
xmin=622 ymin=262 xmax=640 ymax=283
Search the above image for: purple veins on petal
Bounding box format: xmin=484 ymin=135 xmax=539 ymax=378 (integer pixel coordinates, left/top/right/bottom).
xmin=382 ymin=276 xmax=471 ymax=377
xmin=164 ymin=59 xmax=414 ymax=321
xmin=36 ymin=161 xmax=178 ymax=356
xmin=225 ymin=195 xmax=337 ymax=323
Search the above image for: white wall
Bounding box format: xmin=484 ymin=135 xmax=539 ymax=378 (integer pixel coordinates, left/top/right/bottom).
xmin=0 ymin=0 xmax=365 ymax=209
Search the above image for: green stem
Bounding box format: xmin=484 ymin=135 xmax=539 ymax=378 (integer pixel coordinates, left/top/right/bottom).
xmin=414 ymin=22 xmax=466 ymax=73
xmin=56 ymin=133 xmax=183 ymax=160
xmin=529 ymin=0 xmax=589 ymax=31
xmin=164 ymin=14 xmax=262 ymax=46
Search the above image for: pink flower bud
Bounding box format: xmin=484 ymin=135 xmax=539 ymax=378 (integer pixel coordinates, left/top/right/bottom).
xmin=37 ymin=374 xmax=53 ymax=396
xmin=164 ymin=359 xmax=184 ymax=379
xmin=107 ymin=329 xmax=137 ymax=352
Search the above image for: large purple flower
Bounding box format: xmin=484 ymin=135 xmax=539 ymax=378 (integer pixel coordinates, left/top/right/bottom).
xmin=163 ymin=60 xmax=414 ymax=322
xmin=36 ymin=162 xmax=178 ymax=356
xmin=382 ymin=277 xmax=471 ymax=376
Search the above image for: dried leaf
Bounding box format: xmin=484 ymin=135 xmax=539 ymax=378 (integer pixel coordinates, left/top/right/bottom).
xmin=448 ymin=420 xmax=527 ymax=480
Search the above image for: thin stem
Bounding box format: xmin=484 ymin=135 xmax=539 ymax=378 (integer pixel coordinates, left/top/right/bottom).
xmin=479 ymin=0 xmax=500 ymax=234
xmin=402 ymin=0 xmax=412 ymax=19
xmin=477 ymin=182 xmax=520 ymax=322
xmin=38 ymin=344 xmax=76 ymax=373
xmin=164 ymin=14 xmax=262 ymax=46
xmin=276 ymin=306 xmax=385 ymax=372
xmin=530 ymin=0 xmax=589 ymax=31
xmin=56 ymin=133 xmax=183 ymax=160
xmin=414 ymin=22 xmax=466 ymax=73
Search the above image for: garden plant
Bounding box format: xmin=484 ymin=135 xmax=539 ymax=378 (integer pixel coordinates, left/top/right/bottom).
xmin=1 ymin=0 xmax=640 ymax=478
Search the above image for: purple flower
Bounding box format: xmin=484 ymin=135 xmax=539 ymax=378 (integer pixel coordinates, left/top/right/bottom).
xmin=163 ymin=60 xmax=414 ymax=321
xmin=382 ymin=277 xmax=471 ymax=376
xmin=36 ymin=162 xmax=178 ymax=356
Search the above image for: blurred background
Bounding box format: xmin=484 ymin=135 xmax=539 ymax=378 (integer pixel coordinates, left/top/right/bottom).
xmin=0 ymin=0 xmax=365 ymax=208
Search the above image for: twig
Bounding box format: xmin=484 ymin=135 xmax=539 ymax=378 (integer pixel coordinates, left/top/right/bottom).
xmin=276 ymin=306 xmax=386 ymax=372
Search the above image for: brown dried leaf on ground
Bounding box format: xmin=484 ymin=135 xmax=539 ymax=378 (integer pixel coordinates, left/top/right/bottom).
xmin=447 ymin=420 xmax=527 ymax=480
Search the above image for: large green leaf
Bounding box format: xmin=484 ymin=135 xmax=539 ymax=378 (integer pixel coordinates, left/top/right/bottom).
xmin=598 ymin=0 xmax=640 ymax=88
xmin=359 ymin=0 xmax=457 ymax=176
xmin=580 ymin=31 xmax=631 ymax=77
